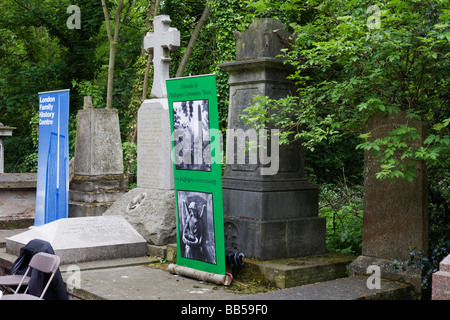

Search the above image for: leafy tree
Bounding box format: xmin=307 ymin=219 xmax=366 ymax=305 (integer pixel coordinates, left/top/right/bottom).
xmin=242 ymin=0 xmax=449 ymax=183
xmin=0 ymin=0 xmax=104 ymax=172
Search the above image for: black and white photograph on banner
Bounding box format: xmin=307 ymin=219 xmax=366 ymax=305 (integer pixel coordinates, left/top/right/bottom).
xmin=172 ymin=99 xmax=211 ymax=172
xmin=177 ymin=190 xmax=216 ymax=265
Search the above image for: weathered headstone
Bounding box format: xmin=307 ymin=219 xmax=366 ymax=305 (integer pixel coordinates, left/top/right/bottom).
xmin=6 ymin=216 xmax=147 ymax=264
xmin=349 ymin=111 xmax=428 ymax=294
xmin=69 ymin=96 xmax=127 ymax=217
xmin=219 ymin=18 xmax=326 ymax=260
xmin=103 ymin=15 xmax=180 ymax=246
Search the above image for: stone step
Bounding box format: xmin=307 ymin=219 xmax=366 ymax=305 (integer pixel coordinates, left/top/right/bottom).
xmin=166 ymin=243 xmax=355 ymax=289
xmin=247 ymin=253 xmax=356 ymax=289
xmin=237 ymin=275 xmax=415 ymax=300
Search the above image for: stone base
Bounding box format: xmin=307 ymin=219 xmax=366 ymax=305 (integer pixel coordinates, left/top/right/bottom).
xmin=69 ymin=174 xmax=128 ymax=218
xmin=223 ymin=178 xmax=326 ymax=260
xmin=103 ymin=187 xmax=176 ymax=246
xmin=348 ymin=255 xmax=423 ymax=297
xmin=432 ymin=254 xmax=450 ymax=300
xmin=224 ymin=215 xmax=326 ymax=260
xmin=69 ymin=202 xmax=113 ymax=217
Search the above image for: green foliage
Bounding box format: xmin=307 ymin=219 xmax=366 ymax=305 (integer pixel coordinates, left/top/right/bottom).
xmin=241 ymin=0 xmax=449 ymax=183
xmin=0 ymin=0 xmax=104 ymax=172
xmin=122 ymin=141 xmax=137 ymax=188
xmin=319 ymin=183 xmax=363 ymax=255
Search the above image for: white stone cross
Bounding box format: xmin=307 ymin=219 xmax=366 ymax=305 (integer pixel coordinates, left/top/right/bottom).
xmin=144 ymin=15 xmax=180 ymax=98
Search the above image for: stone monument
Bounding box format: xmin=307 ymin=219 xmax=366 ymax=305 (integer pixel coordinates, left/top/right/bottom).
xmin=349 ymin=111 xmax=428 ymax=294
xmin=219 ymin=18 xmax=326 ymax=260
xmin=104 ymin=15 xmax=180 ymax=246
xmin=69 ymin=97 xmax=128 ymax=217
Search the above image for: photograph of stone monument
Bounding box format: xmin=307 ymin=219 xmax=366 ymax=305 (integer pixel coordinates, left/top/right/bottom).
xmin=177 ymin=190 xmax=216 ymax=265
xmin=173 ymin=99 xmax=211 ymax=172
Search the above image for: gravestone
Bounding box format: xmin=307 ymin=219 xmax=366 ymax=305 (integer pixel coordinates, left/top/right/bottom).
xmin=6 ymin=216 xmax=147 ymax=264
xmin=349 ymin=111 xmax=428 ymax=294
xmin=69 ymin=96 xmax=128 ymax=217
xmin=103 ymin=15 xmax=180 ymax=246
xmin=219 ymin=18 xmax=326 ymax=260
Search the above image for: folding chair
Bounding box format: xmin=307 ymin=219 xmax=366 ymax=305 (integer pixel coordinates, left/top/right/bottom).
xmin=1 ymin=252 xmax=61 ymax=300
xmin=0 ymin=271 xmax=31 ymax=294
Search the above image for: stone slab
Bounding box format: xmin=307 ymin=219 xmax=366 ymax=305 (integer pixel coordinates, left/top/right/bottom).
xmin=253 ymin=253 xmax=355 ymax=288
xmin=238 ymin=276 xmax=414 ymax=300
xmin=103 ymin=187 xmax=176 ymax=246
xmin=348 ymin=255 xmax=422 ymax=297
xmin=5 ymin=216 xmax=147 ymax=264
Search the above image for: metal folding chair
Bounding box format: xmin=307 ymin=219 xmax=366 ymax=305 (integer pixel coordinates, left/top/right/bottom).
xmin=0 ymin=272 xmax=31 ymax=294
xmin=1 ymin=252 xmax=61 ymax=300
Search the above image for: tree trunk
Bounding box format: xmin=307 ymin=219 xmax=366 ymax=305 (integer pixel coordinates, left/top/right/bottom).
xmin=101 ymin=0 xmax=124 ymax=109
xmin=106 ymin=42 xmax=116 ymax=110
xmin=176 ymin=5 xmax=210 ymax=78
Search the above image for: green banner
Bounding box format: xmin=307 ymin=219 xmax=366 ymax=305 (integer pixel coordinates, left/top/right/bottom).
xmin=167 ymin=74 xmax=225 ymax=275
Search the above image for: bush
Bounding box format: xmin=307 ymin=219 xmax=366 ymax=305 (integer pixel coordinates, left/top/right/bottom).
xmin=318 ymin=182 xmax=363 ymax=255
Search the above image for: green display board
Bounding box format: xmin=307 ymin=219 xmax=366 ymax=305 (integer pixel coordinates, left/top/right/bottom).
xmin=166 ymin=74 xmax=225 ymax=275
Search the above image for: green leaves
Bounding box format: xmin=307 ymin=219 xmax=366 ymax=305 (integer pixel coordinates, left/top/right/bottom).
xmin=239 ymin=0 xmax=449 ymax=183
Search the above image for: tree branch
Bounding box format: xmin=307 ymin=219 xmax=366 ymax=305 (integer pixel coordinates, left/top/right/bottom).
xmin=176 ymin=5 xmax=211 ymax=77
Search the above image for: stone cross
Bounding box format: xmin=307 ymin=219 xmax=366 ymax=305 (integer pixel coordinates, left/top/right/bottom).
xmin=144 ymin=15 xmax=180 ymax=98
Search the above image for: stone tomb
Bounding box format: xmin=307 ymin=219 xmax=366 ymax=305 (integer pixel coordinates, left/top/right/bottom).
xmin=6 ymin=216 xmax=147 ymax=264
xmin=69 ymin=97 xmax=127 ymax=217
xmin=219 ymin=18 xmax=326 ymax=260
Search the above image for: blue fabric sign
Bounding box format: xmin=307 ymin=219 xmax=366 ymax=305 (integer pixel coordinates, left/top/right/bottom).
xmin=35 ymin=89 xmax=70 ymax=226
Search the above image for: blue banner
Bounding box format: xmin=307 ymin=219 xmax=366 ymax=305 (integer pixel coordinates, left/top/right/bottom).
xmin=35 ymin=89 xmax=70 ymax=226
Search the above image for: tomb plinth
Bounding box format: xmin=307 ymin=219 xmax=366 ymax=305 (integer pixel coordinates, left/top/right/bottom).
xmin=219 ymin=18 xmax=326 ymax=260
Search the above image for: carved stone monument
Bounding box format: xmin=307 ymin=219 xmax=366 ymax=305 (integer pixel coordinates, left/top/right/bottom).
xmin=219 ymin=19 xmax=326 ymax=260
xmin=104 ymin=15 xmax=180 ymax=246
